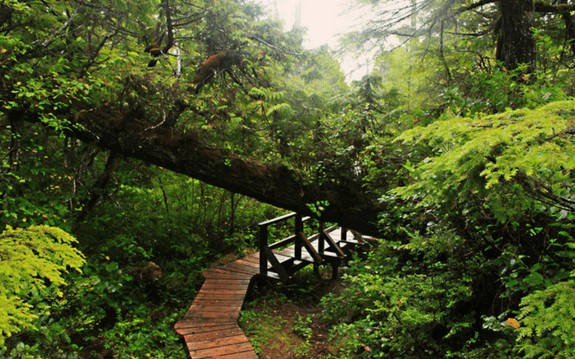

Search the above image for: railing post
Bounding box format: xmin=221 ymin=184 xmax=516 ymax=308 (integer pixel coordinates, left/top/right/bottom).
xmin=259 ymin=223 xmax=268 ymax=276
xmin=341 ymin=227 xmax=347 ymax=241
xmin=318 ymin=222 xmax=325 ymax=255
xmin=295 ymin=213 xmax=303 ymax=260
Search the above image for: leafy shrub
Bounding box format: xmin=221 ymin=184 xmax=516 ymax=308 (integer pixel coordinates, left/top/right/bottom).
xmin=516 ymin=275 xmax=575 ymax=358
xmin=392 ymin=101 xmax=575 ymax=223
xmin=0 ymin=225 xmax=85 ymax=349
xmin=321 ymin=235 xmax=493 ymax=358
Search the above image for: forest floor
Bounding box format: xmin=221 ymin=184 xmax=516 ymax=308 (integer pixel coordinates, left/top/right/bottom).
xmin=239 ymin=266 xmax=348 ymax=359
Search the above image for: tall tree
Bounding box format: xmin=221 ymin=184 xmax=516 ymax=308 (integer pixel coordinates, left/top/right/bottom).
xmin=496 ymin=0 xmax=536 ymax=72
xmin=342 ymin=0 xmax=575 ymax=73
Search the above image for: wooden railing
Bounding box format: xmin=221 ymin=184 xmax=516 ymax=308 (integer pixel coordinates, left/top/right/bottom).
xmin=258 ymin=212 xmax=349 ymax=281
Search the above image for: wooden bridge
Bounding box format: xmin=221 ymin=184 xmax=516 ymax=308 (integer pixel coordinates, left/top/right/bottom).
xmin=174 ymin=213 xmax=376 ymax=358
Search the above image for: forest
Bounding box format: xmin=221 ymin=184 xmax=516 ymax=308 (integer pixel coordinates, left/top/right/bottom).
xmin=1 ymin=0 xmax=575 ymax=358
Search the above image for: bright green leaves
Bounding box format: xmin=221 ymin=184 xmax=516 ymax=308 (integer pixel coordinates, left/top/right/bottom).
xmin=392 ymin=100 xmax=575 ymax=220
xmin=265 ymin=103 xmax=293 ymax=118
xmin=249 ymin=87 xmax=286 ymax=102
xmin=516 ymin=278 xmax=575 ymax=358
xmin=0 ymin=225 xmax=85 ymax=348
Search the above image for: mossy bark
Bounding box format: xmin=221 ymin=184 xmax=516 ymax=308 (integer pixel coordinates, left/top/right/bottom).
xmin=496 ymin=0 xmax=535 ymax=72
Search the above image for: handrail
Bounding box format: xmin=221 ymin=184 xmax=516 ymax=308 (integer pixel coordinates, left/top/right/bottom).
xmin=269 ymin=235 xmax=296 ymax=250
xmin=259 ymin=212 xmax=302 ymax=280
xmin=258 ymin=212 xmax=297 ymax=227
xmin=259 ymin=212 xmax=345 ymax=280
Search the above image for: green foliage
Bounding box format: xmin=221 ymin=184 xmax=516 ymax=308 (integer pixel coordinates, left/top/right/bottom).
xmin=101 ymin=309 xmax=183 ymax=359
xmin=4 ymin=0 xmax=575 ymax=358
xmin=516 ymin=275 xmax=575 ymax=358
xmin=2 ymin=112 xmax=282 ymax=357
xmin=307 ymin=200 xmax=330 ymax=218
xmin=0 ymin=225 xmax=85 ymax=348
xmin=321 ymin=236 xmax=491 ymax=358
xmin=393 ymin=100 xmax=575 ymax=222
xmin=240 ymin=297 xmax=290 ymax=356
xmin=373 ymin=46 xmax=437 ymax=111
xmin=292 ymin=314 xmax=313 ymax=340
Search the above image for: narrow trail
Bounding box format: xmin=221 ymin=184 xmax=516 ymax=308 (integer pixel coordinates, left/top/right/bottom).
xmin=174 ymin=219 xmax=375 ymax=358
xmin=174 ymin=253 xmax=261 ymax=359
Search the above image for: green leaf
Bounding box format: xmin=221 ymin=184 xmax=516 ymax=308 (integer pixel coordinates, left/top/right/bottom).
xmin=523 ymin=272 xmax=544 ymax=286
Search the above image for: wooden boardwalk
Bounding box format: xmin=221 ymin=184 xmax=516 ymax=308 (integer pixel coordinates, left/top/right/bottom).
xmin=175 ymin=214 xmax=376 ymax=358
xmin=174 ymin=253 xmax=261 ymax=359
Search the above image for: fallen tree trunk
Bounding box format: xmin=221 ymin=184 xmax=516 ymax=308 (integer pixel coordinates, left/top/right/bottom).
xmin=53 ymin=105 xmax=383 ymax=235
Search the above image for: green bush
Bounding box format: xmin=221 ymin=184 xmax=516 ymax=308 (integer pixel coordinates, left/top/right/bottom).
xmin=0 ymin=225 xmax=85 ymax=349
xmin=516 ymin=275 xmax=575 ymax=358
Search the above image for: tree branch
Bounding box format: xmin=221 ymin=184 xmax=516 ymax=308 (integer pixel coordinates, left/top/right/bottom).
xmin=454 ymin=0 xmax=497 ymax=16
xmin=160 ymin=0 xmax=175 ymax=55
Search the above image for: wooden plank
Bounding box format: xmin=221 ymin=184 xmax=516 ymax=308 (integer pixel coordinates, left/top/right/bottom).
xmin=215 ymin=267 xmax=256 ymax=277
xmin=183 ymin=315 xmax=241 ymax=324
xmin=201 ymin=279 xmax=251 ymax=287
xmin=181 ymin=319 xmax=238 ymax=328
xmin=188 ymin=334 xmax=250 ymax=350
xmin=199 ymin=283 xmax=250 ymax=292
xmin=241 ymin=255 xmax=260 ymax=265
xmin=190 ymin=299 xmax=245 ymax=309
xmin=189 ymin=341 xmax=255 ymax=358
xmin=197 ymin=288 xmax=247 ymax=296
xmin=187 ymin=306 xmax=242 ymax=315
xmin=220 ymin=262 xmax=259 ymax=275
xmin=233 ymin=257 xmax=261 ymax=267
xmin=180 ymin=325 xmax=244 ymax=340
xmin=203 ymin=278 xmax=251 ymax=285
xmin=184 ymin=307 xmax=242 ymax=318
xmin=177 ymin=324 xmax=238 ymax=335
xmin=202 ymin=268 xmax=250 ymax=279
xmin=246 ymin=252 xmax=260 ymax=260
xmin=175 ymin=319 xmax=233 ymax=330
xmin=190 ymin=299 xmax=244 ymax=308
xmin=215 ymin=262 xmax=257 ymax=273
xmin=268 ymin=255 xmax=295 ymax=271
xmin=184 ymin=314 xmax=239 ymax=322
xmin=230 ymin=258 xmax=261 ymax=271
xmin=192 ymin=296 xmax=246 ymax=306
xmin=193 ymin=292 xmax=247 ymax=301
xmin=259 ymin=224 xmax=269 ymax=276
xmin=187 ymin=302 xmax=243 ymax=312
xmin=176 ymin=318 xmax=236 ymax=329
xmin=176 ymin=321 xmax=237 ymax=331
xmin=197 ymin=287 xmax=249 ymax=295
xmin=215 ymin=352 xmax=259 ymax=359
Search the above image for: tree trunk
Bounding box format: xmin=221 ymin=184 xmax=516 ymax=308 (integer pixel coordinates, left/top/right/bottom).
xmin=59 ymin=107 xmax=383 ymax=235
xmin=559 ymin=0 xmax=575 ymax=56
xmin=496 ymin=0 xmax=535 ymax=72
